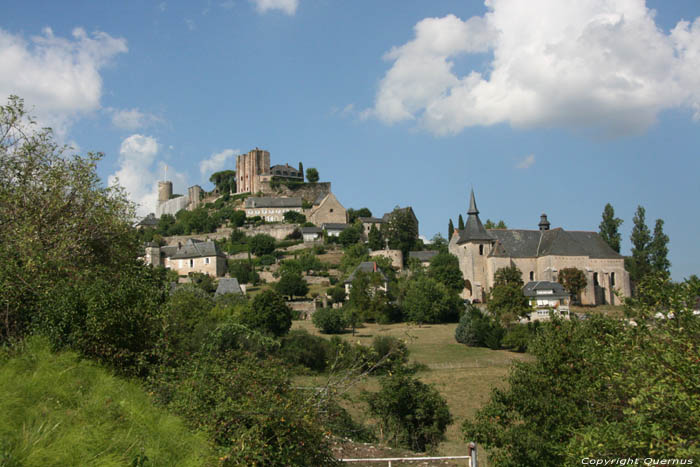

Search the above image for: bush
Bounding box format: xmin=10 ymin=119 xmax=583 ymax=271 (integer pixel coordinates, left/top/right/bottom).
xmin=328 ymin=285 xmax=347 ymax=305
xmin=240 ymin=290 xmax=292 ymax=337
xmin=370 ymin=336 xmax=409 ymax=374
xmin=365 ymin=372 xmax=452 ymax=451
xmin=249 ymin=234 xmax=276 ymax=256
xmin=455 ymin=306 xmax=504 ymax=349
xmin=501 ymin=324 xmax=532 ymax=352
xmin=403 ymin=276 xmax=462 ymax=324
xmin=275 ymin=271 xmax=309 ymax=299
xmin=279 ymin=330 xmax=329 ymax=373
xmin=259 ymin=254 xmax=276 ymax=266
xmin=312 ymin=307 xmax=347 ymax=334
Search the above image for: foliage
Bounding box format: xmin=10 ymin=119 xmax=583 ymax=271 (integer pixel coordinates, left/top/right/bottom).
xmin=283 ymin=210 xmax=306 ymax=224
xmin=0 ymin=96 xmax=139 ymax=342
xmin=188 ymin=271 xmax=217 ymax=294
xmin=371 ymin=336 xmax=409 ymax=374
xmin=598 ymin=203 xmax=623 ymax=253
xmin=463 ymin=276 xmax=700 ymax=465
xmin=227 ymin=259 xmax=258 ymax=284
xmin=455 ymin=306 xmax=504 ymax=349
xmin=403 ymin=276 xmax=462 ymax=324
xmin=249 ymin=233 xmax=276 ymax=256
xmin=484 ymin=219 xmax=507 ymax=229
xmin=328 ymin=285 xmax=347 ymax=304
xmin=159 ymin=285 xmax=217 ymax=361
xmin=305 ymin=167 xmax=319 ymax=183
xmin=649 ymin=218 xmax=670 ymax=275
xmin=297 ymin=252 xmax=323 ymax=272
xmin=338 ymin=224 xmax=362 ymax=247
xmin=279 ymin=329 xmax=329 ymax=372
xmin=339 ymin=243 xmax=370 ymax=273
xmin=365 ymin=372 xmax=452 ymax=452
xmin=368 ymin=223 xmax=384 ymax=250
xmin=383 ymin=208 xmax=419 ymax=260
xmin=557 ymin=267 xmax=587 ymax=303
xmin=627 ymin=205 xmax=652 ymax=285
xmin=500 ymin=323 xmax=535 ymax=352
xmin=448 ymin=219 xmax=454 ymax=239
xmin=493 ymin=265 xmax=524 ymax=287
xmin=275 ymin=271 xmax=309 ymax=299
xmin=241 ymin=290 xmax=292 ymax=337
xmin=458 ymin=214 xmax=465 ymax=230
xmin=428 ymin=233 xmax=449 ymax=253
xmin=209 ymin=169 xmax=236 ymax=194
xmin=312 ymin=307 xmax=348 ymax=334
xmin=427 ymin=252 xmax=464 ymax=292
xmin=347 ymin=207 xmax=372 ymax=224
xmin=0 ymin=337 xmax=213 ymax=466
xmin=488 ymin=282 xmax=530 ymax=326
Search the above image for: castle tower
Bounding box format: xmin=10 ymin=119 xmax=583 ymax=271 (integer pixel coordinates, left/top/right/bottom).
xmin=236 ymin=148 xmax=270 ymax=194
xmin=188 ymin=185 xmax=203 ymax=210
xmin=158 ymin=181 xmax=172 ymax=206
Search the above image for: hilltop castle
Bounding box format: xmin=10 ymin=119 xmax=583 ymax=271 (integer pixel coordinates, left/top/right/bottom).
xmin=236 ymin=148 xmax=303 ymax=194
xmin=449 ymin=191 xmax=631 ymax=305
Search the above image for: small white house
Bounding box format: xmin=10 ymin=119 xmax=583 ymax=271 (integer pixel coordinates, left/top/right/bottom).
xmin=522 ymin=281 xmax=571 ymax=322
xmin=301 ymin=226 xmax=322 ymax=242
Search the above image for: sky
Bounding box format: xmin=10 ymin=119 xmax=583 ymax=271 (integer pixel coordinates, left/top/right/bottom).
xmin=2 ymin=0 xmax=699 ymax=281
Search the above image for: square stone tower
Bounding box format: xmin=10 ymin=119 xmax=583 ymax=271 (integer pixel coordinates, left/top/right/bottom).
xmin=236 ymin=148 xmax=270 ymax=194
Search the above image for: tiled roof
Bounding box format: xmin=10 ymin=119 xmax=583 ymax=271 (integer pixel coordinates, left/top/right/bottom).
xmin=345 ymin=261 xmax=387 ymax=283
xmin=216 ymin=278 xmax=243 ymax=295
xmin=301 ymin=226 xmax=322 ymax=234
xmin=409 ymin=250 xmax=439 ymax=262
xmin=487 ymin=228 xmax=623 ymax=259
xmin=170 ymin=239 xmax=222 ymax=259
xmin=523 ymin=281 xmax=570 ymax=299
xmin=358 ymin=217 xmax=385 ymax=224
xmin=322 ymin=223 xmax=350 ymax=230
xmin=244 ymin=197 xmax=303 ymax=208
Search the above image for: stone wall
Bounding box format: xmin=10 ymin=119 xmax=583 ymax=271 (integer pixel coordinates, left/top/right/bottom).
xmin=370 ymin=249 xmax=403 ymax=270
xmin=164 ymin=227 xmax=233 ymax=246
xmin=287 ymin=300 xmax=318 ymax=320
xmin=259 ymin=181 xmax=331 ymax=204
xmin=241 ymin=224 xmax=297 ymax=240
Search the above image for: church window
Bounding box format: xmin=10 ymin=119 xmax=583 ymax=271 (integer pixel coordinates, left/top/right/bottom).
xmin=479 ymin=245 xmax=484 ymax=255
xmin=530 ymin=271 xmax=534 ymax=281
xmin=593 ymin=272 xmax=599 ymax=286
xmin=610 ymin=272 xmax=615 ymax=286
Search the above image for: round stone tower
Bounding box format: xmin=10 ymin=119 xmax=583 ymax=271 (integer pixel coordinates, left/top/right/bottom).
xmin=158 ymin=181 xmax=173 ymax=205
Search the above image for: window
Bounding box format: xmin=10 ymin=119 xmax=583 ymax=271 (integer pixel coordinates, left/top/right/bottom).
xmin=610 ymin=272 xmax=615 ymax=286
xmin=330 ymin=208 xmax=334 ymax=212
xmin=205 ymin=257 xmax=210 ymax=265
xmin=189 ymin=259 xmax=194 ymax=268
xmin=593 ymin=272 xmax=599 ymax=286
xmin=530 ymin=271 xmax=534 ymax=281
xmin=479 ymin=245 xmax=484 ymax=255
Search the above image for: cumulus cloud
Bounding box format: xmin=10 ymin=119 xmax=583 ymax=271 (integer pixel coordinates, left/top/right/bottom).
xmin=109 ymin=107 xmax=162 ymax=130
xmin=108 ymin=135 xmax=185 ymax=218
xmin=0 ymin=27 xmax=127 ymax=137
xmin=370 ymin=0 xmax=700 ymax=136
xmin=199 ymin=148 xmax=240 ymax=177
xmin=516 ymin=154 xmax=535 ymax=169
xmin=251 ymin=0 xmax=298 ymax=15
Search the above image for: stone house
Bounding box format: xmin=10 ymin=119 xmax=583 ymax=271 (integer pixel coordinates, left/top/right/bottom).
xmin=448 ymin=190 xmax=631 ymax=305
xmin=308 ymin=192 xmax=348 ymax=226
xmin=522 ymin=281 xmax=571 ymax=321
xmin=408 ymin=250 xmax=439 ymax=268
xmin=143 ymin=238 xmax=226 ymax=277
xmin=358 ymin=216 xmax=386 ymax=240
xmin=301 ymin=226 xmax=322 ymax=242
xmin=244 ymin=196 xmax=303 ymax=222
xmin=322 ymin=222 xmax=351 ymax=237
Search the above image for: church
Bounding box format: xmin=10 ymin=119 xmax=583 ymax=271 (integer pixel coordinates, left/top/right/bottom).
xmin=448 ymin=191 xmax=631 ymax=306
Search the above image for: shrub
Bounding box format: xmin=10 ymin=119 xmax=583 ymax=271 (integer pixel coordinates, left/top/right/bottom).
xmin=328 ymin=285 xmax=347 ymax=305
xmin=249 ymin=233 xmax=276 ymax=256
xmin=370 ymin=336 xmax=409 ymax=374
xmin=275 ymin=271 xmax=309 ymax=299
xmin=259 ymin=254 xmax=276 ymax=266
xmin=240 ymin=290 xmax=292 ymax=337
xmin=312 ymin=307 xmax=347 ymax=334
xmin=279 ymin=330 xmax=329 ymax=373
xmin=365 ymin=372 xmax=452 ymax=452
xmin=455 ymin=306 xmax=503 ymax=349
xmin=501 ymin=324 xmax=532 ymax=352
xmin=403 ymin=276 xmax=462 ymax=324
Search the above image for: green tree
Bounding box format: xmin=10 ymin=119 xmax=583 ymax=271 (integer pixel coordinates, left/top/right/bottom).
xmin=493 ymin=265 xmax=524 ymax=287
xmin=241 ymin=289 xmax=292 ymax=337
xmin=0 ymin=95 xmax=143 ymax=343
xmin=347 ymin=207 xmax=372 ymax=223
xmin=599 ymin=203 xmax=623 ymax=253
xmin=368 ymin=224 xmax=384 ymax=250
xmin=298 ymin=161 xmax=303 ymax=180
xmin=427 ymin=252 xmax=464 ymax=292
xmin=429 ymin=233 xmax=448 ymax=253
xmin=484 ymin=219 xmax=508 ymax=229
xmin=557 ymin=267 xmax=587 ymax=304
xmin=448 ymin=219 xmax=455 ymax=239
xmin=627 ymin=205 xmax=652 ymax=286
xmin=403 ymin=276 xmax=462 ymax=324
xmin=383 ymin=209 xmax=418 ymax=259
xmin=338 ymin=224 xmax=362 ymax=247
xmin=209 ymin=169 xmax=236 ymax=194
xmin=649 ymin=218 xmax=670 ymax=276
xmin=312 ymin=307 xmax=347 ymax=334
xmin=275 ymin=271 xmax=309 ymax=299
xmin=283 ymin=210 xmax=306 ymax=224
xmin=365 ymin=372 xmax=452 ymax=452
xmin=306 ymin=167 xmax=319 ymax=183
xmin=488 ymin=282 xmax=530 ymax=326
xmin=328 ymin=285 xmax=347 ymax=305
xmin=455 ymin=305 xmax=504 ymax=349
xmin=458 ymin=214 xmax=465 ymax=230
xmin=249 ymin=233 xmax=276 ymax=256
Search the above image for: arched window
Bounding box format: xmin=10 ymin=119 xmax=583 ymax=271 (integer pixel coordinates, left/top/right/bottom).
xmin=479 ymin=245 xmax=484 ymax=255
xmin=529 ymin=271 xmax=534 ymax=281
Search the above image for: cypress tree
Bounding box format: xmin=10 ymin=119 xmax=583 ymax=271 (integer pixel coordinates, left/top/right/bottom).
xmin=448 ymin=219 xmax=455 ymax=239
xmin=599 ymin=203 xmax=623 ymax=253
xmin=458 ymin=214 xmax=465 ymax=230
xmin=649 ymin=219 xmax=670 ymax=276
xmin=627 ymin=206 xmax=652 ymax=284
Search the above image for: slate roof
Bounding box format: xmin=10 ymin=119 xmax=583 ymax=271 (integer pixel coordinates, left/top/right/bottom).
xmin=358 ymin=217 xmax=385 ymax=224
xmin=322 ymin=223 xmax=351 ymax=231
xmin=345 ymin=261 xmax=388 ymax=284
xmin=313 ymin=193 xmax=328 ymax=205
xmin=216 ymin=278 xmax=243 ymax=295
xmin=487 ymin=228 xmax=623 ymax=259
xmin=270 ymin=164 xmax=302 ymax=177
xmin=244 ymin=197 xmax=303 ymax=208
xmin=455 ymin=190 xmax=492 ymax=243
xmin=409 ymin=250 xmax=439 ymax=262
xmin=523 ymin=281 xmax=570 ymax=299
xmin=170 ymin=239 xmax=223 ymax=259
xmin=301 ymin=226 xmax=322 ymax=234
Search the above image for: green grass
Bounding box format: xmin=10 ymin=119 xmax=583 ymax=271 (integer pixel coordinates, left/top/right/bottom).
xmin=292 ymin=320 xmax=533 ymax=459
xmin=0 ymin=337 xmax=214 ymax=467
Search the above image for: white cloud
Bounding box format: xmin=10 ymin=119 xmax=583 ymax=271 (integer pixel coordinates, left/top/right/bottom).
xmin=370 ymin=1 xmax=700 ymax=136
xmin=0 ymin=27 xmax=127 ymax=137
xmin=251 ymin=0 xmax=298 ymax=15
xmin=109 ymin=107 xmax=162 ymax=130
xmin=199 ymin=148 xmax=240 ymax=178
xmin=516 ymin=154 xmax=535 ymax=169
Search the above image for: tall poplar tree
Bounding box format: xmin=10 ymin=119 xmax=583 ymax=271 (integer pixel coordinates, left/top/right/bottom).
xmin=599 ymin=203 xmax=623 ymax=253
xmin=649 ymin=219 xmax=670 ymax=276
xmin=626 ymin=206 xmax=652 ymax=284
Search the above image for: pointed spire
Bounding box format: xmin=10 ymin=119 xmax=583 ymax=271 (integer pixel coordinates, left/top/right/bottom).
xmin=468 ymin=189 xmax=479 ymax=215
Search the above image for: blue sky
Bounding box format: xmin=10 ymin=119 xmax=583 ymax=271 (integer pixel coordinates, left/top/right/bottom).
xmin=2 ymin=0 xmax=699 ymax=281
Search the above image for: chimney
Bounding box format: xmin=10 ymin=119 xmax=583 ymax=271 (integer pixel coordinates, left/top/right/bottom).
xmin=539 ymin=214 xmax=550 ymax=231
xmin=373 ymin=262 xmax=377 ymax=272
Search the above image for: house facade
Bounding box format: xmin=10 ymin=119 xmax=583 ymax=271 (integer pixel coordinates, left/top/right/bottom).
xmin=143 ymin=239 xmax=226 ymax=277
xmin=243 ymin=196 xmax=303 ymax=222
xmin=308 ymin=192 xmax=347 ymax=226
xmin=449 ymin=191 xmax=631 ymax=305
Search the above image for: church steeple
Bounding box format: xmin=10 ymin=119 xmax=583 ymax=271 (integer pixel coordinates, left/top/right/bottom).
xmin=468 ymin=189 xmax=479 ymax=215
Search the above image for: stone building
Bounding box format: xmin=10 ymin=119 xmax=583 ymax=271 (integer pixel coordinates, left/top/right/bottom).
xmin=448 ymin=191 xmax=631 ymax=305
xmin=236 ymin=148 xmax=271 ymax=194
xmin=143 ymin=238 xmax=226 ymax=277
xmin=154 ymin=180 xmax=203 ymax=218
xmin=243 ymin=196 xmax=304 ymax=222
xmin=308 ymin=192 xmax=347 ymax=225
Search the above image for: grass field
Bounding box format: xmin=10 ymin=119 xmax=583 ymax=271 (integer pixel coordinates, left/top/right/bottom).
xmin=292 ymin=320 xmax=533 ymax=459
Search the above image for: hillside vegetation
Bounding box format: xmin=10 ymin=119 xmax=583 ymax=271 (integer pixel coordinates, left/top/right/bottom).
xmin=0 ymin=338 xmax=213 ymax=467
